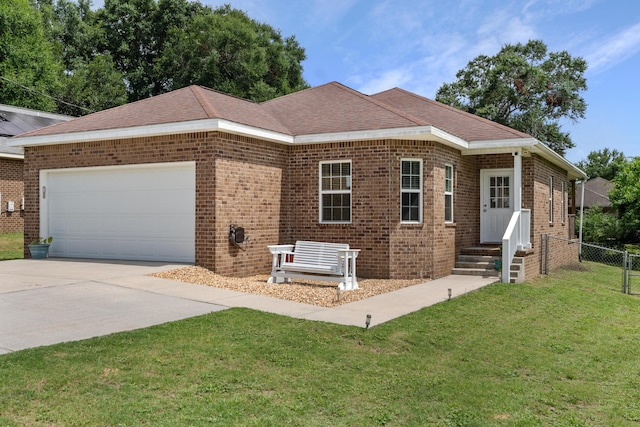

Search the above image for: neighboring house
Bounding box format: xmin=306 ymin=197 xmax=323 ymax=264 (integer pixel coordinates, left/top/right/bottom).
xmin=9 ymin=83 xmax=586 ymax=282
xmin=0 ymin=104 xmax=72 ymax=233
xmin=574 ymin=177 xmax=614 ymax=212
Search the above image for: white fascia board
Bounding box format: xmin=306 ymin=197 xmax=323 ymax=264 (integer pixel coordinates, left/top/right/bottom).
xmin=293 ymin=126 xmax=470 ymax=149
xmin=0 ymin=104 xmax=73 ymax=121
xmin=530 ymin=142 xmax=587 ymax=180
xmin=466 ymin=138 xmax=538 ymax=152
xmin=0 ymin=152 xmax=24 ymax=160
xmin=9 ymin=119 xmax=294 ymax=147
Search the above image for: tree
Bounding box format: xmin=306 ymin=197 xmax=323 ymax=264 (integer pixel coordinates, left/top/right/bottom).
xmin=56 ymin=54 xmax=127 ymax=116
xmin=32 ymin=0 xmax=127 ymax=115
xmin=609 ymin=157 xmax=640 ymax=242
xmin=96 ymin=0 xmax=207 ymax=101
xmin=436 ymin=40 xmax=587 ymax=155
xmin=156 ymin=4 xmax=308 ymax=101
xmin=576 ymin=148 xmax=627 ymax=180
xmin=580 ymin=205 xmax=620 ymax=244
xmin=0 ymin=0 xmax=62 ymax=111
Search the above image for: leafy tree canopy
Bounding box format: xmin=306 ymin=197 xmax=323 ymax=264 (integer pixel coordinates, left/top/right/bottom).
xmin=4 ymin=0 xmax=308 ymax=115
xmin=436 ymin=40 xmax=587 ymax=156
xmin=157 ymin=4 xmax=308 ymax=101
xmin=576 ymin=148 xmax=628 ymax=180
xmin=0 ymin=0 xmax=61 ymax=111
xmin=609 ymin=157 xmax=640 ymax=242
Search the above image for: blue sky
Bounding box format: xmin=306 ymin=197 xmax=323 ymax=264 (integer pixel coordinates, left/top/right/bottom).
xmin=96 ymin=0 xmax=640 ymax=164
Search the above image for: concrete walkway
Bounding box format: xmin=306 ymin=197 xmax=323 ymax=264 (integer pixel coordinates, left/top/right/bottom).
xmin=0 ymin=259 xmax=499 ymax=353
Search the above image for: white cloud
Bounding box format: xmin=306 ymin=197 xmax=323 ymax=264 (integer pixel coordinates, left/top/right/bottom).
xmin=585 ymin=21 xmax=640 ymax=73
xmin=475 ymin=11 xmax=538 ymax=55
xmin=355 ymin=69 xmax=413 ymax=95
xmin=307 ymin=0 xmax=360 ymax=27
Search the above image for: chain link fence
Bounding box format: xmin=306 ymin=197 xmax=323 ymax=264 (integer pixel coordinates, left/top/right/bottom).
xmin=543 ymin=234 xmax=638 ymax=295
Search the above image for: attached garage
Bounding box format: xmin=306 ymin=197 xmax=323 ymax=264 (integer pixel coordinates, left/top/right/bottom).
xmin=40 ymin=162 xmax=195 ymax=263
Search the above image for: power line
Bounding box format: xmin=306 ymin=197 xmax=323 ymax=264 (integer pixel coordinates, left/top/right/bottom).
xmin=0 ymin=75 xmax=94 ymax=114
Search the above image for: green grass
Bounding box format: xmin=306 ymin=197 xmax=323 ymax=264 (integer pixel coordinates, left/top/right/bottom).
xmin=0 ymin=232 xmax=23 ymax=260
xmin=1 ymin=262 xmax=639 ymax=426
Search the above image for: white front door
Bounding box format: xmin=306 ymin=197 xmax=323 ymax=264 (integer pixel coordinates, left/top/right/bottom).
xmin=480 ymin=169 xmax=514 ymax=243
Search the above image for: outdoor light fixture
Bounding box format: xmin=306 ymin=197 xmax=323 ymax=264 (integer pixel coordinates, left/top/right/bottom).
xmin=365 ymin=314 xmax=371 ymax=329
xmin=448 ymin=288 xmax=452 ymax=300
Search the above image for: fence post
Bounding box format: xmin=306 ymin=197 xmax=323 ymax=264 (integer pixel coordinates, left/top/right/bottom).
xmin=623 ymin=251 xmax=628 ymax=294
xmin=544 ymin=234 xmax=549 ymax=275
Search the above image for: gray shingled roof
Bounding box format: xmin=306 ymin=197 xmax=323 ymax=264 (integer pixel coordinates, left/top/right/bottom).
xmin=575 ymin=177 xmax=614 ymax=208
xmin=0 ymin=105 xmax=72 ymax=156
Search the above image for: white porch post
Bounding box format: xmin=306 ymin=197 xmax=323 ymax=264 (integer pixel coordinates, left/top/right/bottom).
xmin=512 ymin=150 xmax=522 ymax=213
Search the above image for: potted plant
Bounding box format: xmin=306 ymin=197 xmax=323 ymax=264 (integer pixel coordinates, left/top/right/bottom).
xmin=28 ymin=236 xmax=53 ymax=259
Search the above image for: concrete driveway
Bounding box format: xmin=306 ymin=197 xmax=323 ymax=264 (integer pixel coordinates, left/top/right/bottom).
xmin=0 ymin=259 xmax=226 ymax=354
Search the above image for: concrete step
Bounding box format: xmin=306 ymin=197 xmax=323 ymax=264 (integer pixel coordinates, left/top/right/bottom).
xmin=451 ymin=267 xmax=499 ymax=277
xmin=458 ymin=255 xmax=498 ymax=263
xmin=460 ymin=247 xmax=501 ymax=257
xmin=455 ymin=261 xmax=496 ymax=270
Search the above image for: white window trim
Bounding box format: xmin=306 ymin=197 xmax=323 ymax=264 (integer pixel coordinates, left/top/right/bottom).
xmin=561 ymin=180 xmax=566 ymax=224
xmin=445 ymin=163 xmax=454 ymax=223
xmin=549 ymin=176 xmax=554 ymax=224
xmin=400 ymin=158 xmax=423 ymax=224
xmin=319 ymin=160 xmax=352 ymax=224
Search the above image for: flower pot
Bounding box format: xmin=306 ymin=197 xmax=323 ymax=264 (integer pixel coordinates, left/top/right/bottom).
xmin=494 ymin=259 xmax=502 ymax=271
xmin=28 ymin=244 xmax=50 ymax=259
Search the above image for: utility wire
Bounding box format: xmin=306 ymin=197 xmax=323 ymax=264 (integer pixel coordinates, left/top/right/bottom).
xmin=0 ymin=75 xmax=94 ymax=114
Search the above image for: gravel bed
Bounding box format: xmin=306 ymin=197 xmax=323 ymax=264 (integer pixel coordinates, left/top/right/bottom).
xmin=151 ymin=266 xmax=428 ymax=308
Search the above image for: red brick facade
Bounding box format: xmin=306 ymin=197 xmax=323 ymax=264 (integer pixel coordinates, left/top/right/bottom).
xmin=0 ymin=158 xmax=24 ymax=233
xmin=22 ymin=131 xmax=577 ymax=280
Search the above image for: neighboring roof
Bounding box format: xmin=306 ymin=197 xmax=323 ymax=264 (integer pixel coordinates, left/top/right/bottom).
xmin=8 ymin=82 xmax=586 ymax=179
xmin=0 ymin=104 xmax=72 ymax=159
xmin=576 ymin=177 xmax=614 ymax=208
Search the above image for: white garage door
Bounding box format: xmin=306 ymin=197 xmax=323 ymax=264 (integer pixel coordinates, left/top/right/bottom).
xmin=43 ymin=162 xmax=195 ymax=262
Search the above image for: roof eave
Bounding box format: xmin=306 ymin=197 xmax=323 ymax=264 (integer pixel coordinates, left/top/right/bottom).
xmin=530 ymin=142 xmax=587 ymax=180
xmin=8 ymin=119 xmax=294 ymax=147
xmin=294 ymin=126 xmax=470 ymax=149
xmin=0 ymin=152 xmax=24 ymax=160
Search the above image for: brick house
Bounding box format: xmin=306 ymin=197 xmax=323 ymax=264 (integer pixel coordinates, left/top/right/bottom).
xmin=10 ymin=83 xmax=586 ymax=282
xmin=0 ymin=104 xmax=71 ymax=233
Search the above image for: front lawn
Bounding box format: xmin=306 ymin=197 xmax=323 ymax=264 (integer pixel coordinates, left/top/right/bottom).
xmin=1 ymin=262 xmax=639 ymax=425
xmin=0 ymin=232 xmax=23 ymax=260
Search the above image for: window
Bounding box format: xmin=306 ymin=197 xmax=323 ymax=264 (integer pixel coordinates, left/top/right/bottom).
xmin=445 ymin=164 xmax=454 ymax=223
xmin=320 ymin=161 xmax=351 ymax=223
xmin=401 ymin=159 xmax=422 ymax=223
xmin=549 ymin=176 xmax=554 ymax=223
xmin=561 ymin=180 xmax=566 ymax=223
xmin=489 ymin=175 xmax=510 ymax=209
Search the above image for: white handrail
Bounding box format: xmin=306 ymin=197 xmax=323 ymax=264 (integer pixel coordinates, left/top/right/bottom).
xmin=501 ymin=209 xmax=531 ymax=282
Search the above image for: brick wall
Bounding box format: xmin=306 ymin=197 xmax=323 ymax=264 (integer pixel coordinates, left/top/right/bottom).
xmin=522 ymin=154 xmax=579 ymax=278
xmin=286 ymin=140 xmax=395 ymax=278
xmin=0 ymin=158 xmax=24 ymax=233
xmin=284 ymin=139 xmax=480 ymax=279
xmin=22 ymin=131 xmax=578 ymax=281
xmin=23 ymin=132 xmax=288 ymax=276
xmin=388 ymin=141 xmax=433 ymax=279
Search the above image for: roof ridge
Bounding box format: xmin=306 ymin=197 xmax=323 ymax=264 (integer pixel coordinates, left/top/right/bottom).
xmin=260 ymin=82 xmax=337 ymax=106
xmin=379 ymin=87 xmax=531 ymax=139
xmin=190 ymin=86 xmax=220 ymax=118
xmin=329 ymin=82 xmax=428 ymax=126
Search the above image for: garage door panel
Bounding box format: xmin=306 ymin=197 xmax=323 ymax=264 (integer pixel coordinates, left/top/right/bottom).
xmin=46 ymin=163 xmax=195 ymax=263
